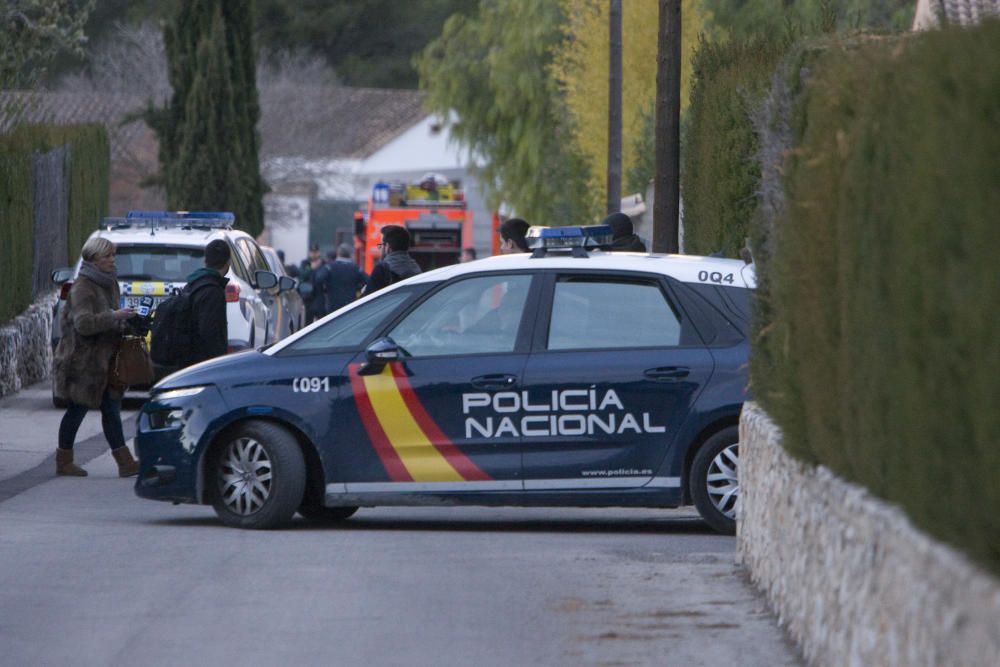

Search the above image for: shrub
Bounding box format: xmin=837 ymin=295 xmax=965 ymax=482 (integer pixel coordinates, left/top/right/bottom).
xmin=754 ymin=21 xmax=1000 ymax=575
xmin=0 ymin=123 xmax=108 ymax=326
xmin=681 ymin=34 xmax=788 ymax=257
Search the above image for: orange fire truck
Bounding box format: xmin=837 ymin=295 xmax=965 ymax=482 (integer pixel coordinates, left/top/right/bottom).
xmin=360 ymin=176 xmax=473 ymax=274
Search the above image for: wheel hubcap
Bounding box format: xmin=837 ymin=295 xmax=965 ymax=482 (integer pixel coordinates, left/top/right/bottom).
xmin=217 ymin=437 xmax=272 ymax=516
xmin=706 ymin=443 xmax=739 ymax=519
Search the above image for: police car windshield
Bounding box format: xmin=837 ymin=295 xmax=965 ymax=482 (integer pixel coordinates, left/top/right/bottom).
xmin=115 ymin=245 xmax=204 ymax=282
xmin=277 ymin=288 xmax=418 ymax=355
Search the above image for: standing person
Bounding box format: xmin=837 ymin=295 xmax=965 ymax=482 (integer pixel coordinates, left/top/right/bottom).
xmin=367 ymin=225 xmax=421 ymax=293
xmin=52 ymin=237 xmax=139 ymax=477
xmin=498 ymin=218 xmax=530 ymax=253
xmin=298 ymin=243 xmax=324 ymax=323
xmin=184 ymin=239 xmax=231 ymax=365
xmin=602 ymin=212 xmax=647 ymax=251
xmin=461 ymin=247 xmax=477 ymax=262
xmin=315 ymin=243 xmax=369 ymax=315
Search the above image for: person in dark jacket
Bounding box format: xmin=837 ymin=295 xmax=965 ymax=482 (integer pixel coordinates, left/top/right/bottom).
xmin=298 ymin=243 xmax=325 ymax=323
xmin=52 ymin=236 xmax=139 ymax=477
xmin=602 ymin=212 xmax=647 ymax=252
xmin=499 ymin=217 xmax=530 ymax=253
xmin=185 ymin=239 xmax=231 ymax=365
xmin=367 ymin=225 xmax=421 ymax=293
xmin=314 ymin=243 xmax=368 ymax=315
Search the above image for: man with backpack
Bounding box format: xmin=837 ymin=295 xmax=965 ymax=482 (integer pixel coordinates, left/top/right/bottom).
xmin=367 ymin=225 xmax=421 ymax=293
xmin=151 ymin=240 xmax=231 ymax=376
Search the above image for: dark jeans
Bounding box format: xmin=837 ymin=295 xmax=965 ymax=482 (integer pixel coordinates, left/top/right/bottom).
xmin=58 ymin=389 xmax=126 ymax=451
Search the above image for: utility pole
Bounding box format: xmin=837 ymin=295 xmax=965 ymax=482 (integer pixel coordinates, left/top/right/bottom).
xmin=653 ymin=0 xmax=681 ymax=253
xmin=606 ymin=0 xmax=622 ymax=215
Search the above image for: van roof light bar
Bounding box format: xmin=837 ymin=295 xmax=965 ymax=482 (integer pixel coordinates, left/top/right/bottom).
xmin=118 ymin=211 xmax=235 ymax=233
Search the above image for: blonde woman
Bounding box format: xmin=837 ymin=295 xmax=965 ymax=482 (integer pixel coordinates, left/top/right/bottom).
xmin=52 ymin=237 xmax=139 ymax=477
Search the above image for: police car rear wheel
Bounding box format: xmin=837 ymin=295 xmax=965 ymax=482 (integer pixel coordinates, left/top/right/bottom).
xmin=297 ymin=505 xmax=359 ymax=522
xmin=690 ymin=427 xmax=739 ymax=535
xmin=211 ymin=421 xmax=306 ymax=529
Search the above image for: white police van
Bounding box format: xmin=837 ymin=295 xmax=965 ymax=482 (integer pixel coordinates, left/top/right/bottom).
xmin=51 ymin=212 xmax=295 ymax=403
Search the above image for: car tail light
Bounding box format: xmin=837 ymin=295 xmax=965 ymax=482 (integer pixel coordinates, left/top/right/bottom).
xmin=59 ymin=281 xmax=74 ymax=300
xmin=225 ymin=283 xmax=240 ymax=303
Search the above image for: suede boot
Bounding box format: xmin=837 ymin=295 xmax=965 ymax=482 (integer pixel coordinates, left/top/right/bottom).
xmin=56 ymin=448 xmax=88 ymax=476
xmin=111 ymin=446 xmax=139 ymax=478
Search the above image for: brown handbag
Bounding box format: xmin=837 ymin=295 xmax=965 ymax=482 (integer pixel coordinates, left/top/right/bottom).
xmin=109 ymin=336 xmax=155 ymax=388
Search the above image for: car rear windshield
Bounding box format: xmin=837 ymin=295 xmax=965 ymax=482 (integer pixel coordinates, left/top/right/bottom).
xmin=115 ymin=245 xmax=204 ymax=281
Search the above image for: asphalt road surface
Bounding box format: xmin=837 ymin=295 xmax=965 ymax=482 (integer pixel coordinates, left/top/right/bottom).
xmin=0 ymin=446 xmax=800 ymax=667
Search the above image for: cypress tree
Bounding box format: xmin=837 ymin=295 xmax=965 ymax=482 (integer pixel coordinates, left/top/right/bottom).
xmin=147 ymin=0 xmax=265 ymax=236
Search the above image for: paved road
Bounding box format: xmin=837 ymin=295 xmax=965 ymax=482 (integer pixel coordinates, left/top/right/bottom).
xmin=0 ymin=383 xmax=801 ymax=666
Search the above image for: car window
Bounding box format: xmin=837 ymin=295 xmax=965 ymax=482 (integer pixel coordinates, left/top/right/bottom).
xmin=244 ymin=240 xmax=271 ymax=273
xmin=235 ymin=239 xmax=260 ymax=274
xmin=225 ymin=239 xmax=250 ymax=282
xmin=547 ymin=277 xmax=681 ymax=350
xmin=278 ymin=289 xmax=415 ymax=354
xmin=388 ymin=274 xmax=532 ymax=357
xmin=115 ymin=245 xmax=204 ymax=281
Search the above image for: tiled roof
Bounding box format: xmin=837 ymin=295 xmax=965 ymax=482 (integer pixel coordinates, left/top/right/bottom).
xmin=913 ymin=0 xmax=1000 ymax=29
xmin=257 ymin=85 xmax=428 ymax=159
xmin=0 ymin=91 xmax=151 ymax=160
xmin=0 ymin=85 xmax=428 ymax=160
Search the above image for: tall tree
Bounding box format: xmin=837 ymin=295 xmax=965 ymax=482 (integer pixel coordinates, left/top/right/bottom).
xmin=416 ymin=0 xmax=591 ymax=225
xmin=1 ymin=0 xmax=93 ymax=90
xmin=553 ymin=0 xmax=707 ymax=207
xmin=147 ymin=0 xmax=265 ymax=236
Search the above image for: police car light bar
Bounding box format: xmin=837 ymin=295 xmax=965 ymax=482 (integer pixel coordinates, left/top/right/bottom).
xmin=526 ymin=225 xmax=613 ymax=258
xmin=123 ymin=211 xmax=235 ymax=231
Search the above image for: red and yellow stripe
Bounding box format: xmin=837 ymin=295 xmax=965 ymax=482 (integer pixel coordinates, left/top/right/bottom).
xmin=349 ymin=363 xmax=491 ymax=482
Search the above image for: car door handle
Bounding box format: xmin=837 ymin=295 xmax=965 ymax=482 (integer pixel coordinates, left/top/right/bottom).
xmin=470 ymin=374 xmax=518 ymax=390
xmin=644 ymin=366 xmax=690 ymax=381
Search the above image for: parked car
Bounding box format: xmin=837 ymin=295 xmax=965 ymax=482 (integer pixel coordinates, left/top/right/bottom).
xmin=135 ymin=224 xmax=755 ymax=533
xmin=259 ymin=245 xmax=306 ymax=341
xmin=51 ymin=211 xmax=279 ymax=406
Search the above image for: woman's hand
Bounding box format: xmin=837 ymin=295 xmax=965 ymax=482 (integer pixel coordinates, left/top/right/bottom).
xmin=112 ymin=308 xmax=136 ymax=321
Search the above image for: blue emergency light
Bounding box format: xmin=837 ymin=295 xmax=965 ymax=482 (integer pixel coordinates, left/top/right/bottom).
xmin=116 ymin=211 xmax=236 ymax=234
xmin=526 ymin=225 xmax=613 ymax=257
xmin=127 ymin=211 xmax=235 ymax=222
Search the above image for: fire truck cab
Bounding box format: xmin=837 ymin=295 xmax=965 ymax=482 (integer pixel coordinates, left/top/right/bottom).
xmin=362 ymin=175 xmax=473 ymax=274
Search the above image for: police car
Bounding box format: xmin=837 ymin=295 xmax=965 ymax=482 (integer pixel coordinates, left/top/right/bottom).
xmin=135 ymin=225 xmax=753 ymax=534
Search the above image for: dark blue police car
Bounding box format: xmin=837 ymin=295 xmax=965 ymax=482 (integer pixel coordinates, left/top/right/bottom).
xmin=135 ymin=226 xmax=754 ymax=533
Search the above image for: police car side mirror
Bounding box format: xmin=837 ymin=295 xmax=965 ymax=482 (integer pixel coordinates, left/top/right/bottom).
xmin=277 ymin=275 xmax=295 ymax=292
xmin=254 ymin=270 xmax=278 ymax=290
xmin=359 ymin=337 xmax=400 ymax=375
xmin=51 ymin=267 xmax=75 ymax=285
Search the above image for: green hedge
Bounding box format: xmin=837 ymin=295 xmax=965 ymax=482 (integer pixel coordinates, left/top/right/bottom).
xmin=681 ymin=35 xmax=788 ymax=257
xmin=15 ymin=124 xmax=110 ymax=261
xmin=753 ymin=22 xmax=1000 ymax=575
xmin=0 ymin=124 xmax=108 ymax=326
xmin=0 ymin=135 xmax=34 ymax=325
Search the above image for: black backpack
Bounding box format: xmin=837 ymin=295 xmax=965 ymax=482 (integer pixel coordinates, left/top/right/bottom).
xmin=150 ymin=284 xmax=210 ymax=367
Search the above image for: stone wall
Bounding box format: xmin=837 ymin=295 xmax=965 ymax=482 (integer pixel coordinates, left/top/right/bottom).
xmin=738 ymin=402 xmax=1000 ymax=667
xmin=0 ymin=293 xmax=55 ymax=398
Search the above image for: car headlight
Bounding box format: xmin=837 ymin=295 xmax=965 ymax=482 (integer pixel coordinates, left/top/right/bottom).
xmin=154 ymin=385 xmax=208 ymax=401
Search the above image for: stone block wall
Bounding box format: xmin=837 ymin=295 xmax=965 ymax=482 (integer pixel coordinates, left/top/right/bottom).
xmin=0 ymin=293 xmax=55 ymax=398
xmin=738 ymin=402 xmax=1000 ymax=667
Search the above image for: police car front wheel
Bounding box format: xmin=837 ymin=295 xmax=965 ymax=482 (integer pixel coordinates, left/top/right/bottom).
xmin=690 ymin=426 xmax=739 ymax=535
xmin=210 ymin=421 xmax=306 ymax=529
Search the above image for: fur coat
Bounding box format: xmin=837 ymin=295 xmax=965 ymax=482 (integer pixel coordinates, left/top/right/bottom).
xmin=53 ymin=276 xmax=122 ymax=408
